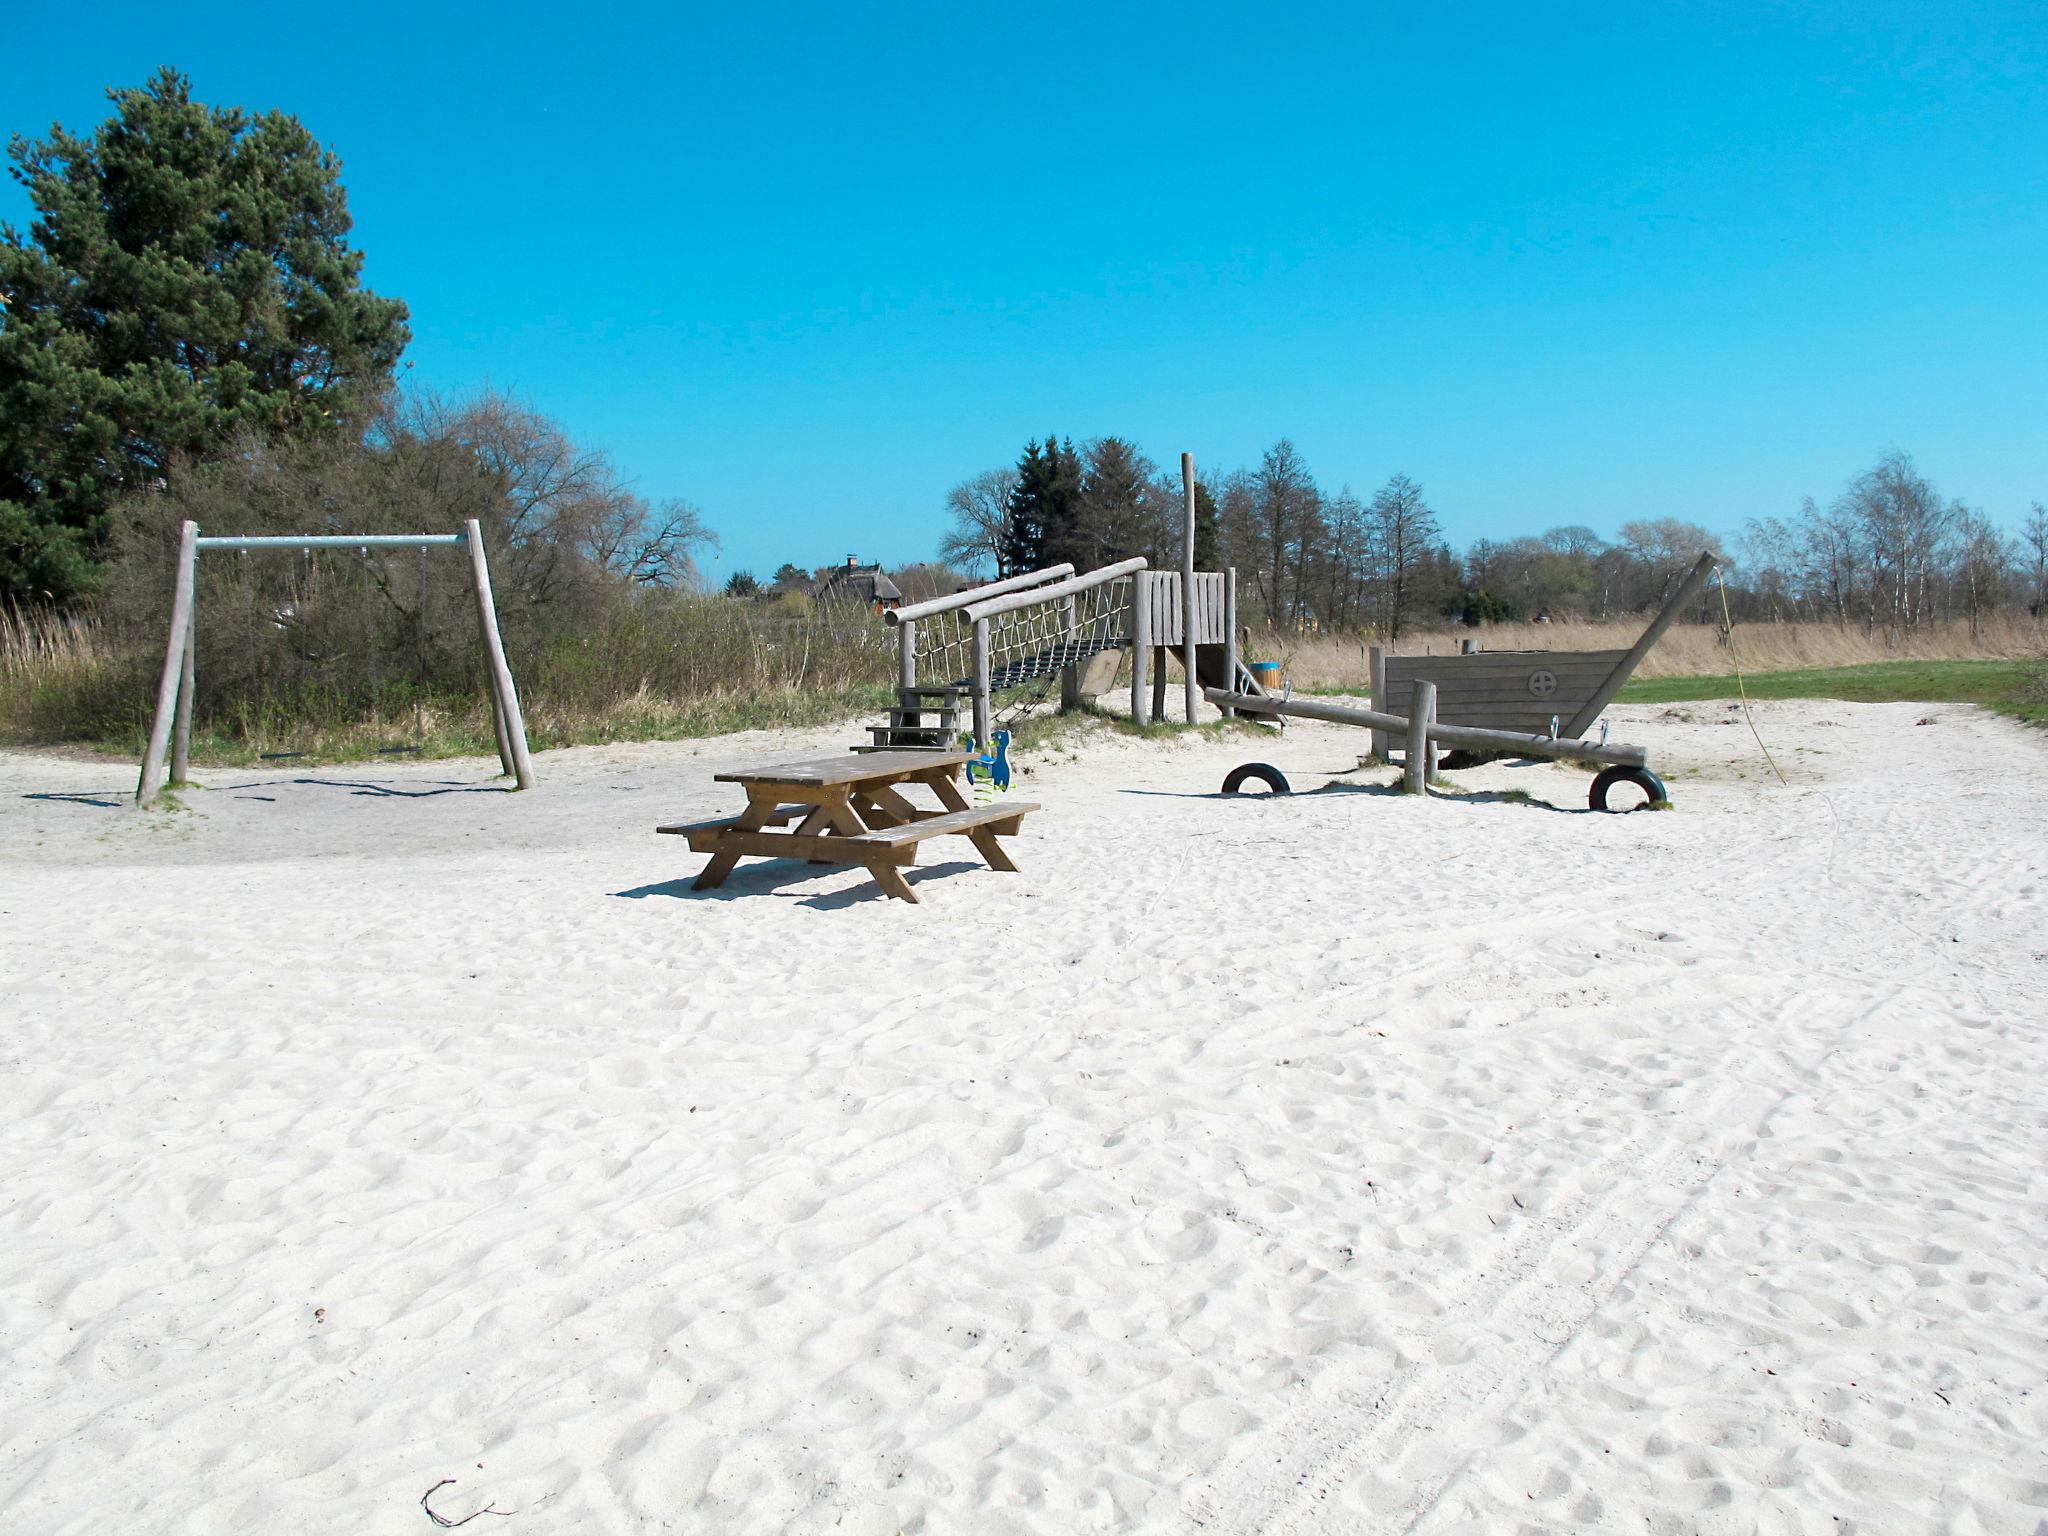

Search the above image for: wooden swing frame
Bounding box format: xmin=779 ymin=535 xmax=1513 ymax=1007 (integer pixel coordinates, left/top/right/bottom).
xmin=133 ymin=519 xmax=535 ymax=807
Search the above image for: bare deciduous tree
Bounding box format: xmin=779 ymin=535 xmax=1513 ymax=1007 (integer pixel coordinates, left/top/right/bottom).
xmin=939 ymin=468 xmax=1018 ymax=578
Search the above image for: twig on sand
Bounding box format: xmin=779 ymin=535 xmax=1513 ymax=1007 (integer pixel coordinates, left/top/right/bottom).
xmin=421 ymin=1479 xmax=516 ymax=1527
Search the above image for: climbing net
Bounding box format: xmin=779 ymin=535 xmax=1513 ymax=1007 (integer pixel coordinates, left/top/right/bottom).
xmin=912 ymin=577 xmax=1134 ymax=691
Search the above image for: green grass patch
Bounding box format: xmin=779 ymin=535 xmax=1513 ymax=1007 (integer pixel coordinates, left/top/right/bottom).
xmin=1615 ymin=659 xmax=2048 ymax=724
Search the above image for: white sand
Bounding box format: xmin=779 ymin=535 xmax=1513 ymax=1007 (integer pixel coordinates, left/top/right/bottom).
xmin=2 ymin=698 xmax=2044 ymax=1535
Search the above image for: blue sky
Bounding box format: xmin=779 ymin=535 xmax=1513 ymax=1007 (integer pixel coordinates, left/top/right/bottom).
xmin=6 ymin=3 xmax=2045 ymax=582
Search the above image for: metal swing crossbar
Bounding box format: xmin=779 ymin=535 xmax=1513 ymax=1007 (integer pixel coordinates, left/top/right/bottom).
xmin=192 ymin=533 xmax=470 ymax=551
xmin=133 ymin=518 xmax=535 ymax=806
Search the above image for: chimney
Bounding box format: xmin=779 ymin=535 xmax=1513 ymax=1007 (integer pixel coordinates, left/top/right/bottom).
xmin=846 ymin=554 xmax=858 ymax=568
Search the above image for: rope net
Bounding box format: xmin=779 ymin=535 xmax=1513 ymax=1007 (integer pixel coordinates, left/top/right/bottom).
xmin=911 ymin=577 xmax=1134 ymax=692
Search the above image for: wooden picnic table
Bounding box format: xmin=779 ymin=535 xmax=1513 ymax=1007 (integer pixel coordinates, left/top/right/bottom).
xmin=657 ymin=749 xmax=1037 ymax=904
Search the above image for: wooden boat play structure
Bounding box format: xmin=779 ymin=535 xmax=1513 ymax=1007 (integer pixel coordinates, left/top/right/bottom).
xmin=1363 ymin=551 xmax=1719 ymax=757
xmin=1207 ymin=552 xmax=1719 ymax=811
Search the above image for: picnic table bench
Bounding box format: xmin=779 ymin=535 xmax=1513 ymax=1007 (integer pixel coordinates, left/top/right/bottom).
xmin=657 ymin=749 xmax=1036 ymax=903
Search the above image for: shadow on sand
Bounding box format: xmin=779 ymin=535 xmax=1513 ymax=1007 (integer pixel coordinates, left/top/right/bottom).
xmin=1118 ymin=776 xmax=1593 ymax=814
xmin=20 ymin=791 xmax=129 ymax=810
xmin=213 ymin=776 xmax=517 ymax=800
xmin=615 ymin=857 xmax=983 ymax=910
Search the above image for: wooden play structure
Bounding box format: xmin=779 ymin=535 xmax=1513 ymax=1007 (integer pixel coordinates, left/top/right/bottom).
xmin=877 ymin=456 xmax=1264 ymax=751
xmin=1205 ymin=554 xmax=1716 ymax=810
xmin=1361 ymin=552 xmax=1718 ymax=758
xmin=133 ymin=519 xmax=534 ymax=806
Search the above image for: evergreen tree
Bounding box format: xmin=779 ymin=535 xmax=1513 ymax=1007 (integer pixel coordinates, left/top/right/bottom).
xmin=1000 ymin=436 xmax=1085 ymax=574
xmin=1191 ymin=478 xmax=1221 ymax=572
xmin=0 ymin=68 xmax=410 ymax=604
xmin=1077 ymin=436 xmax=1157 ymax=565
xmin=999 ymin=439 xmax=1052 ymax=576
xmin=1038 ymin=436 xmax=1087 ymax=571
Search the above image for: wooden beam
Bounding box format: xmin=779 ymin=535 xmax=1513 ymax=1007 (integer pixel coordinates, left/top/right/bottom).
xmin=136 ymin=520 xmax=200 ymax=807
xmin=465 ymin=520 xmax=535 ymax=789
xmin=1367 ymin=644 xmax=1388 ymax=760
xmin=1181 ymin=452 xmax=1198 ymax=725
xmin=1130 ymin=572 xmax=1151 ymax=725
xmin=1221 ymin=567 xmax=1238 ymax=718
xmin=170 ymin=539 xmax=197 ymax=786
xmin=1404 ymin=679 xmax=1437 ymax=794
xmin=1202 ymin=688 xmax=1650 ymax=767
xmin=971 ymin=617 xmax=992 ymax=750
xmin=1563 ymin=551 xmax=1717 ymax=737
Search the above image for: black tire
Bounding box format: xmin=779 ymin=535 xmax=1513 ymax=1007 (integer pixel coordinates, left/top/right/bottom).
xmin=1589 ymin=765 xmax=1668 ymax=811
xmin=1222 ymin=762 xmax=1292 ymax=796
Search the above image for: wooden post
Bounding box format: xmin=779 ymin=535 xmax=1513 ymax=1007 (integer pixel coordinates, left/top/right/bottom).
xmin=1131 ymin=573 xmax=1151 ymax=725
xmin=1058 ymin=594 xmax=1080 ymax=710
xmin=1404 ymin=679 xmax=1437 ymax=795
xmin=897 ymin=618 xmax=916 ymax=693
xmin=170 ymin=539 xmax=198 ymax=785
xmin=1181 ymin=452 xmax=1198 ymax=724
xmin=464 ymin=520 xmax=535 ymax=790
xmin=1221 ymin=567 xmax=1238 ymax=718
xmin=486 ymin=672 xmax=515 ymax=774
xmin=972 ymin=618 xmax=992 ymax=749
xmin=136 ymin=520 xmax=200 ymax=807
xmin=1368 ymin=643 xmax=1389 ymax=761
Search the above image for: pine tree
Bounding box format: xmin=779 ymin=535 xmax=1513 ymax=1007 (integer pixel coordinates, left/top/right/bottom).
xmin=999 ymin=439 xmax=1052 ymax=576
xmin=1038 ymin=436 xmax=1087 ymax=571
xmin=1001 ymin=435 xmax=1086 ymax=574
xmin=0 ymin=68 xmax=410 ymax=604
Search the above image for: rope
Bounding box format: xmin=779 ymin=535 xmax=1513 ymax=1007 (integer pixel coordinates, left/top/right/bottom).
xmin=1716 ymin=569 xmax=1788 ymax=786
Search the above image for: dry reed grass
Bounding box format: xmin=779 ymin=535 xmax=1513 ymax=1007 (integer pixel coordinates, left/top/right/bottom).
xmin=1265 ymin=616 xmax=2048 ymax=690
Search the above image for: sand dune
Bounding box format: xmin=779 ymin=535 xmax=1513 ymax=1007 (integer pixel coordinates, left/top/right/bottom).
xmin=2 ymin=698 xmax=2044 ymax=1534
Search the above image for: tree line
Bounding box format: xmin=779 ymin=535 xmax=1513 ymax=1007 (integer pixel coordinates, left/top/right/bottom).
xmin=943 ymin=437 xmax=2048 ymax=637
xmin=8 ymin=73 xmax=2043 ymax=653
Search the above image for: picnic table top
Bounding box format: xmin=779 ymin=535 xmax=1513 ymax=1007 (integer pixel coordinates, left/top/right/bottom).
xmin=714 ymin=749 xmax=972 ymax=788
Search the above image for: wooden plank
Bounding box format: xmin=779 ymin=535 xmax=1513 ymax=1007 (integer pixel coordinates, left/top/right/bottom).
xmin=682 ymin=827 xmax=920 ymax=864
xmin=716 ymin=749 xmax=972 ymax=787
xmin=1385 ymin=655 xmax=1625 ymax=680
xmin=855 ymin=802 xmax=1039 ymax=847
xmin=657 ymin=804 xmax=808 ymax=835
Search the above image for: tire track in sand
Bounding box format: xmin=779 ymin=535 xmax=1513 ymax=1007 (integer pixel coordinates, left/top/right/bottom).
xmin=1182 ymin=1066 xmax=1784 ymax=1535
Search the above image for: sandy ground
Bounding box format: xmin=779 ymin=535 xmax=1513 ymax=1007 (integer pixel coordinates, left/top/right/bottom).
xmin=1 ymin=697 xmax=2044 ymax=1535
